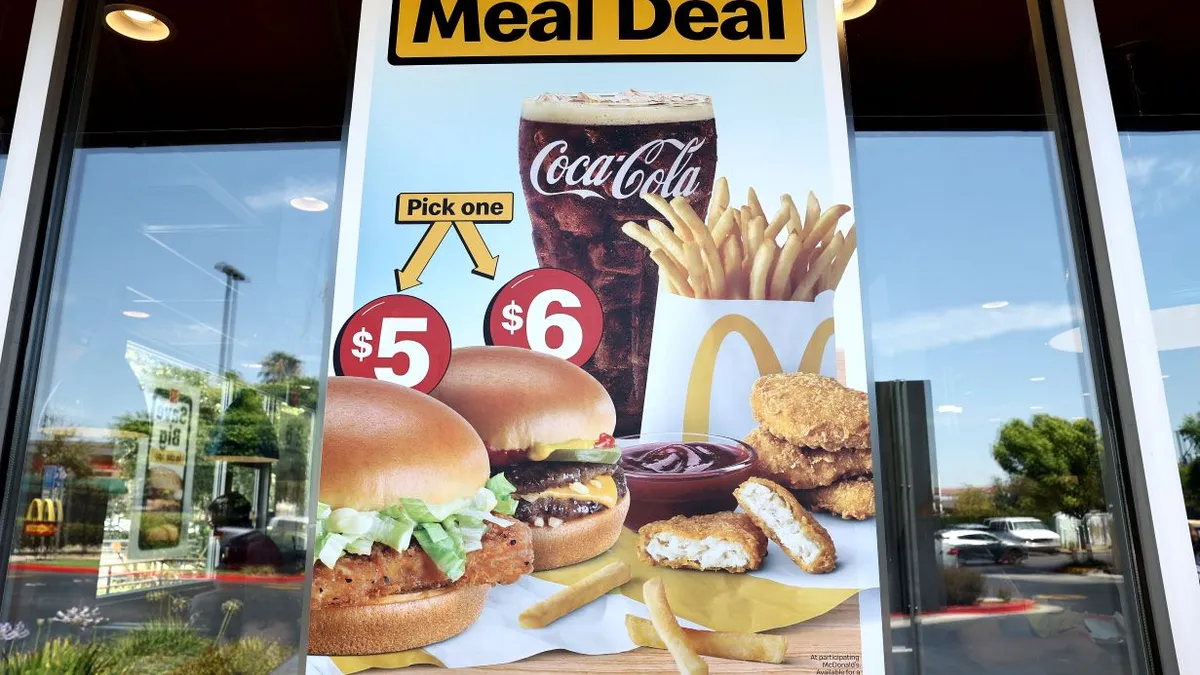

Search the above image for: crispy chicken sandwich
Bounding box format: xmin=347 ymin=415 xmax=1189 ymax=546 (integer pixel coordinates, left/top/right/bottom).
xmin=431 ymin=346 xmax=629 ymax=571
xmin=309 ymin=376 xmax=533 ymax=656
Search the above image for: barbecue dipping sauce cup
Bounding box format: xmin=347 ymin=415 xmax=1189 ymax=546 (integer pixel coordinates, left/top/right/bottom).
xmin=617 ymin=432 xmax=757 ymax=530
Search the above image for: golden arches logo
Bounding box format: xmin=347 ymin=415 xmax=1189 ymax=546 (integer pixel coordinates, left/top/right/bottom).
xmin=25 ymin=498 xmax=62 ymax=523
xmin=683 ymin=314 xmax=835 ymax=435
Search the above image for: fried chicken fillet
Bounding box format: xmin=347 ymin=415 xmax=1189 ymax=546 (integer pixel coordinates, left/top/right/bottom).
xmin=312 ymin=520 xmax=533 ymax=609
xmin=735 ymin=477 xmax=837 ymax=574
xmin=637 ymin=512 xmax=767 ymax=573
xmin=750 ymin=373 xmax=870 ymax=452
xmin=797 ymin=477 xmax=876 ymax=521
xmin=745 ymin=427 xmax=872 ymax=490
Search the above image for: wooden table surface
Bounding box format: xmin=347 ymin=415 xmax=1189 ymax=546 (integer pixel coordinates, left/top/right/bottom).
xmin=376 ymin=596 xmax=863 ymax=674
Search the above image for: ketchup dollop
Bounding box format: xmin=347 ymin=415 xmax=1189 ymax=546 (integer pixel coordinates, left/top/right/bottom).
xmin=620 ymin=441 xmax=747 ymax=475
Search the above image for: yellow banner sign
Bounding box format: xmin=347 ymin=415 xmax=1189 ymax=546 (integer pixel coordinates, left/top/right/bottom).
xmin=23 ymin=522 xmax=58 ymax=537
xmin=391 ymin=0 xmax=806 ymax=64
xmin=396 ymin=192 xmax=515 ymax=224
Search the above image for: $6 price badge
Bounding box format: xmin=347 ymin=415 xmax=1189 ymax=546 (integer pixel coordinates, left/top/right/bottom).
xmin=485 ymin=268 xmax=603 ymax=366
xmin=334 ymin=295 xmax=452 ymax=393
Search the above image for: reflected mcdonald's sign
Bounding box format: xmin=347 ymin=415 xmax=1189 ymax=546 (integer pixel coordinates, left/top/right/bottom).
xmin=683 ymin=314 xmax=835 ymax=435
xmin=23 ymin=498 xmax=62 ymax=537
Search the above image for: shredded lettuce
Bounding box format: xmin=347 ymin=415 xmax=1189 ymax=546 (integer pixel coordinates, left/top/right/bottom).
xmin=314 ymin=481 xmax=515 ymax=578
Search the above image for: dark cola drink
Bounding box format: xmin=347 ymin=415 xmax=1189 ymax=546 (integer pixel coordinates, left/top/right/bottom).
xmin=518 ymin=92 xmax=718 ymax=435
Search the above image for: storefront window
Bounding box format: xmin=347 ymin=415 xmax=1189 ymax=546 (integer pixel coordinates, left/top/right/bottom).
xmin=1095 ymin=0 xmax=1200 ymax=577
xmin=848 ymin=1 xmax=1149 ymax=673
xmin=0 ymin=2 xmax=356 ymax=671
xmin=0 ymin=0 xmax=37 ymax=185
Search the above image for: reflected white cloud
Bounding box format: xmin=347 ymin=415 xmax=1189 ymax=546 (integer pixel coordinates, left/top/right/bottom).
xmin=871 ymin=302 xmax=1074 ymax=356
xmin=1123 ymin=154 xmax=1200 ymax=217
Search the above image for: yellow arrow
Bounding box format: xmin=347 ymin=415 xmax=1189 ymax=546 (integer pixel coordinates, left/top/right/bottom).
xmin=454 ymin=221 xmax=499 ymax=279
xmin=395 ymin=221 xmax=452 ymax=291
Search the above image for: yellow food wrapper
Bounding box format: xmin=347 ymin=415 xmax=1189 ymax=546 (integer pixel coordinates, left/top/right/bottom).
xmin=536 ymin=529 xmax=857 ymax=634
xmin=332 ymin=650 xmax=444 ymax=673
xmin=640 ymin=291 xmax=836 ymax=437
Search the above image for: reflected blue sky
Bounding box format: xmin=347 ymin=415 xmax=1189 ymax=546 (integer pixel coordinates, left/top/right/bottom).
xmin=3 ymin=128 xmax=1196 ymax=488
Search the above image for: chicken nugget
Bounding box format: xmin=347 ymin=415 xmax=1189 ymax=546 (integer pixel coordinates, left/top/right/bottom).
xmin=734 ymin=477 xmax=836 ymax=574
xmin=745 ymin=427 xmax=872 ymax=490
xmin=797 ymin=477 xmax=876 ymax=521
xmin=750 ymin=373 xmax=870 ymax=452
xmin=637 ymin=512 xmax=767 ymax=573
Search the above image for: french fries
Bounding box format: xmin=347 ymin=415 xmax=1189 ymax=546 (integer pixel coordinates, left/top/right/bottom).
xmin=518 ymin=562 xmax=631 ymax=629
xmin=622 ymin=179 xmax=856 ymax=301
xmin=625 ymin=615 xmax=788 ymax=665
xmin=644 ymin=578 xmax=708 ymax=675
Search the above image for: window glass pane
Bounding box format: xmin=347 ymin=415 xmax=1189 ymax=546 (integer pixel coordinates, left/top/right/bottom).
xmin=1096 ymin=0 xmax=1200 ymax=578
xmin=0 ymin=2 xmax=356 ymax=671
xmin=848 ymin=1 xmax=1150 ymax=673
xmin=0 ymin=0 xmax=37 ymax=184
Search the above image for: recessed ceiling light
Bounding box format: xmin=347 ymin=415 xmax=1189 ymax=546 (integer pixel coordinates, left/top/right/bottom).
xmin=1030 ymin=376 xmax=1046 ymax=382
xmin=104 ymin=5 xmax=171 ymax=42
xmin=122 ymin=310 xmax=150 ymax=319
xmin=289 ymin=196 xmax=329 ymax=212
xmin=982 ymin=300 xmax=1010 ymax=310
xmin=936 ymin=404 xmax=963 ymax=414
xmin=842 ymin=0 xmax=877 ymax=20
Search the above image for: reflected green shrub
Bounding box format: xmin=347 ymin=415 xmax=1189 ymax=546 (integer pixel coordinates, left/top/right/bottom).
xmin=0 ymin=637 xmax=108 ymax=675
xmin=942 ymin=567 xmax=986 ymax=606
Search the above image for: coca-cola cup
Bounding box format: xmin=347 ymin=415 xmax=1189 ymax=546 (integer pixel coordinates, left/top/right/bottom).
xmin=518 ymin=92 xmax=718 ymax=435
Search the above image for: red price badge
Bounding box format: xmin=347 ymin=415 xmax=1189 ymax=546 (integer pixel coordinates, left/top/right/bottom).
xmin=335 ymin=295 xmax=452 ymax=393
xmin=484 ymin=268 xmax=603 ymax=366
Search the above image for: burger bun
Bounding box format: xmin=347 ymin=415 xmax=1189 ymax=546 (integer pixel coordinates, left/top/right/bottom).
xmin=530 ymin=494 xmax=630 ymax=571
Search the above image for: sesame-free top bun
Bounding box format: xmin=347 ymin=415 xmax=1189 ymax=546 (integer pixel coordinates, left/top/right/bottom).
xmin=430 ymin=346 xmax=616 ymax=451
xmin=320 ymin=376 xmax=489 ymax=511
xmin=308 ymin=585 xmax=487 ymax=656
xmin=530 ymin=494 xmax=630 ymax=571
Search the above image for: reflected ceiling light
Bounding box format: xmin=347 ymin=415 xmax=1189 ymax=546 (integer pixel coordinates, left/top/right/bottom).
xmin=122 ymin=310 xmax=150 ymax=319
xmin=936 ymin=404 xmax=963 ymax=414
xmin=1162 ymin=374 xmax=1170 ymax=379
xmin=1030 ymin=405 xmax=1044 ymax=411
xmin=1082 ymin=392 xmax=1091 ymax=397
xmin=1029 ymin=376 xmax=1046 ymax=382
xmin=981 ymin=300 xmax=1009 ymax=310
xmin=242 ymin=363 xmax=263 ymax=369
xmin=290 ymin=196 xmax=329 ymax=212
xmin=842 ymin=0 xmax=876 ymax=20
xmin=104 ymin=5 xmax=171 ymax=42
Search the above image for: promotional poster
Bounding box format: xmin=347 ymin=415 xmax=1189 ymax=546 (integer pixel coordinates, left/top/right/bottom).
xmin=310 ymin=0 xmax=883 ymax=672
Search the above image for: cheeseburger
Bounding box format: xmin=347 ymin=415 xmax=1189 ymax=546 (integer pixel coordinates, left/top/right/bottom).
xmin=431 ymin=346 xmax=629 ymax=571
xmin=309 ymin=377 xmax=533 ymax=656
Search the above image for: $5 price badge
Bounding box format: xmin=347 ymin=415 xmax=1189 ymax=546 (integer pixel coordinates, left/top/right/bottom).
xmin=484 ymin=268 xmax=603 ymax=366
xmin=334 ymin=295 xmax=452 ymax=393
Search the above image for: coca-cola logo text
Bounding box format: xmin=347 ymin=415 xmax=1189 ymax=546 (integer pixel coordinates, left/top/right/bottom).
xmin=529 ymin=138 xmax=707 ymax=200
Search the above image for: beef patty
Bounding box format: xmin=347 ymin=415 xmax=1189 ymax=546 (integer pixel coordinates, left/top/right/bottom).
xmin=503 ymin=462 xmax=627 ymax=522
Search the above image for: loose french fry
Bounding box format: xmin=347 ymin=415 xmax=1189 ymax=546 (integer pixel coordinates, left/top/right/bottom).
xmin=625 ymin=616 xmax=787 ymax=665
xmin=738 ymin=206 xmax=754 ymax=235
xmin=780 ymin=194 xmax=803 ymax=238
xmin=803 ymin=204 xmax=851 ymax=252
xmin=793 ymin=232 xmax=844 ymax=301
xmin=770 ymin=231 xmax=804 ymax=300
xmin=825 ymin=225 xmax=857 ymax=292
xmin=645 ymin=193 xmax=693 ymax=242
xmin=700 ymin=246 xmax=725 ymax=298
xmin=723 ymin=236 xmax=744 ymax=299
xmin=765 ymin=203 xmax=790 ymax=240
xmin=749 ymin=239 xmax=778 ymax=301
xmin=520 ymin=562 xmax=632 ymax=629
xmin=651 ymin=249 xmax=693 ymax=298
xmin=649 ymin=219 xmax=686 ymax=265
xmin=705 ymin=203 xmax=726 ymax=231
xmin=644 ymin=578 xmax=708 ymax=675
xmin=747 ymin=187 xmax=766 ymax=223
xmin=711 ymin=208 xmax=739 ymax=247
xmin=682 ymin=242 xmax=709 ymax=299
xmin=621 ymin=222 xmax=661 ymax=253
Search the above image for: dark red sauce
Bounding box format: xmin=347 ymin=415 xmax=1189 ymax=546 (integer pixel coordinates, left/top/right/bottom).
xmin=620 ymin=442 xmax=747 ymax=475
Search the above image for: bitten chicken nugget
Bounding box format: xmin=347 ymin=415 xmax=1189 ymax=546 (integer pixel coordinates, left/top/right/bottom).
xmin=797 ymin=477 xmax=876 ymax=521
xmin=637 ymin=512 xmax=767 ymax=573
xmin=734 ymin=477 xmax=836 ymax=574
xmin=750 ymin=373 xmax=870 ymax=452
xmin=745 ymin=427 xmax=872 ymax=490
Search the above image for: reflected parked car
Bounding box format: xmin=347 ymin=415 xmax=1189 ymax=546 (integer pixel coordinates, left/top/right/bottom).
xmin=938 ymin=529 xmax=1027 ymax=566
xmin=985 ymin=516 xmax=1062 ymax=554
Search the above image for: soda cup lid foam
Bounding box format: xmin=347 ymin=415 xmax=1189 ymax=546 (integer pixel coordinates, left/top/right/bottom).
xmin=522 ymin=90 xmax=714 ymax=125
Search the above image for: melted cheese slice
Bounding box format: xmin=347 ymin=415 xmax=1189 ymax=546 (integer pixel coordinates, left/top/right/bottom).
xmin=519 ymin=475 xmax=618 ymax=508
xmin=528 ymin=439 xmax=596 ymax=461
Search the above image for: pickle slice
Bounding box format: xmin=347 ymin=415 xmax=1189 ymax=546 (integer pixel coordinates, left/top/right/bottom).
xmin=546 ymin=448 xmax=621 ymax=464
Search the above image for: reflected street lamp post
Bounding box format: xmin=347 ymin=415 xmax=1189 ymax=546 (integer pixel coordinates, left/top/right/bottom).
xmin=212 ymin=262 xmax=247 ymax=505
